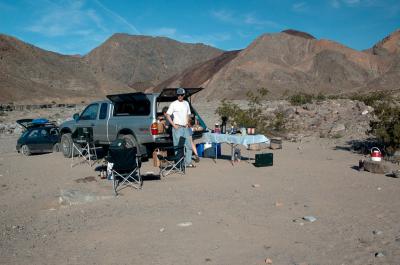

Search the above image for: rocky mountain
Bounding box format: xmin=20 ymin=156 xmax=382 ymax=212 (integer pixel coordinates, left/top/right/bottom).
xmin=84 ymin=34 xmax=223 ymax=90
xmin=156 ymin=29 xmax=399 ymax=100
xmin=364 ymin=30 xmax=400 ymax=92
xmin=1 ymin=29 xmax=399 ymax=104
xmin=0 ymin=33 xmax=223 ymax=104
xmin=0 ymin=34 xmax=121 ymax=104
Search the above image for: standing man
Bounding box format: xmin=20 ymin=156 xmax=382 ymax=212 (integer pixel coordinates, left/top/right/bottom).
xmin=165 ymin=88 xmax=195 ymax=168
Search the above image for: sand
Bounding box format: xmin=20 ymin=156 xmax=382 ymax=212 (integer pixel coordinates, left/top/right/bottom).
xmin=1 ymin=132 xmax=400 ymax=265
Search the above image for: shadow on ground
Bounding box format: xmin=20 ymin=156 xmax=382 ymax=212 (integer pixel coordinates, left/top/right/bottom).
xmin=334 ymin=138 xmax=383 ymax=155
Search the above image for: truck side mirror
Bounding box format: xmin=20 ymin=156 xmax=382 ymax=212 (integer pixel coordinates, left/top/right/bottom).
xmin=73 ymin=113 xmax=79 ymax=121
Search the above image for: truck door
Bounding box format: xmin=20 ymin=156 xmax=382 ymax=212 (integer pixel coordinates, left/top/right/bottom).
xmin=76 ymin=103 xmax=100 ymax=138
xmin=95 ymin=102 xmax=110 ymax=143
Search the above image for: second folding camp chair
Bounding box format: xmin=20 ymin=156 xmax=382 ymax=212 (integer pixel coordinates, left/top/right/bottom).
xmin=106 ymin=139 xmax=142 ymax=196
xmin=158 ymin=136 xmax=186 ymax=177
xmin=71 ymin=127 xmax=99 ymax=167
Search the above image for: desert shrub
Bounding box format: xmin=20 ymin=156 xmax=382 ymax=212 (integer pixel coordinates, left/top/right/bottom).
xmin=369 ymin=102 xmax=400 ymax=154
xmin=289 ymin=93 xmax=313 ymax=106
xmin=327 ymin=94 xmax=341 ymax=100
xmin=315 ymin=93 xmax=326 ymax=102
xmin=350 ymin=91 xmax=389 ymax=107
xmin=215 ymin=88 xmax=269 ymax=133
xmin=270 ymin=111 xmax=286 ymax=132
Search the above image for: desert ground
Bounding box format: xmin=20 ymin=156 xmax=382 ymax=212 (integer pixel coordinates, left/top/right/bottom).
xmin=1 ymin=102 xmax=400 ymax=265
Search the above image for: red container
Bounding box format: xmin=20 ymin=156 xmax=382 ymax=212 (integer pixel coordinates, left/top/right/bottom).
xmin=370 ymin=147 xmax=382 ymax=162
xmin=247 ymin=127 xmax=255 ymax=135
xmin=150 ymin=123 xmax=158 ymax=135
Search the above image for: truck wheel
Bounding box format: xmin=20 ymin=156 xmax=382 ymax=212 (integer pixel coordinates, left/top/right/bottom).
xmin=61 ymin=133 xmax=73 ymax=158
xmin=21 ymin=145 xmax=31 ymax=156
xmin=119 ymin=134 xmax=140 ymax=155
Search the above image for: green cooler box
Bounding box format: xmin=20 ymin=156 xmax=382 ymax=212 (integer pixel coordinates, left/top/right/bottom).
xmin=254 ymin=153 xmax=273 ymax=167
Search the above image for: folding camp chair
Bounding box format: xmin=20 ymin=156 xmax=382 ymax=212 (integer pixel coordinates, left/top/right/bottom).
xmin=71 ymin=127 xmax=99 ymax=167
xmin=106 ymin=139 xmax=142 ymax=195
xmin=158 ymin=136 xmax=186 ymax=177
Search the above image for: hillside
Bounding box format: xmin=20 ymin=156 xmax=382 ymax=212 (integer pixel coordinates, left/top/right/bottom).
xmin=0 ymin=29 xmax=399 ymax=104
xmin=0 ymin=34 xmax=123 ymax=104
xmin=157 ymin=29 xmax=399 ymax=100
xmin=84 ymin=34 xmax=223 ymax=90
xmin=0 ymin=34 xmax=223 ymax=103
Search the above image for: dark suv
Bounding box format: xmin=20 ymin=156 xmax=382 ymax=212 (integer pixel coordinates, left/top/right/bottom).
xmin=16 ymin=119 xmax=61 ymax=156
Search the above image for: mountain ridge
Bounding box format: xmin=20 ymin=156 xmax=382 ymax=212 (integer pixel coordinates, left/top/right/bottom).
xmin=0 ymin=29 xmax=399 ymax=103
xmin=157 ymin=29 xmax=399 ymax=100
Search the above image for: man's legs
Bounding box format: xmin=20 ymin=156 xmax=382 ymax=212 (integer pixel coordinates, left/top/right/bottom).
xmin=183 ymin=128 xmax=193 ymax=165
xmin=172 ymin=127 xmax=192 ymax=166
xmin=172 ymin=127 xmax=181 ymax=147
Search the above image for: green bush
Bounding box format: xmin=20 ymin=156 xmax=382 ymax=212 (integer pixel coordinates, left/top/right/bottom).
xmin=289 ymin=93 xmax=313 ymax=106
xmin=215 ymin=88 xmax=269 ymax=133
xmin=369 ymin=102 xmax=400 ymax=154
xmin=350 ymin=91 xmax=389 ymax=107
xmin=271 ymin=111 xmax=286 ymax=132
xmin=315 ymin=93 xmax=326 ymax=102
xmin=327 ymin=94 xmax=341 ymax=100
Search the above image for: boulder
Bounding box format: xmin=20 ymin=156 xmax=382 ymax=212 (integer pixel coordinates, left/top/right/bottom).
xmin=363 ymin=160 xmax=390 ymax=174
xmin=329 ymin=123 xmax=346 ymax=134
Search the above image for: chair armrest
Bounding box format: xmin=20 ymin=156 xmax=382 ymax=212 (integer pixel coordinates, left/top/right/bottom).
xmin=160 ymin=145 xmax=184 ymax=152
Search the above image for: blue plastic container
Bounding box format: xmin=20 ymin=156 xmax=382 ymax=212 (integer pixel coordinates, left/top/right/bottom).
xmin=203 ymin=143 xmax=221 ymax=158
xmin=196 ymin=143 xmax=221 ymax=158
xmin=32 ymin=118 xmax=49 ymax=124
xmin=196 ymin=143 xmax=205 ymax=157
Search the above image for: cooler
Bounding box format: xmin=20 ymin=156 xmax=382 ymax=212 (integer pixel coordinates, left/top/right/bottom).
xmin=201 ymin=143 xmax=221 ymax=158
xmin=254 ymin=153 xmax=273 ymax=167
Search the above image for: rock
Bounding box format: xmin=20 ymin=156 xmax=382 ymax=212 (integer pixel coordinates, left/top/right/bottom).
xmin=361 ymin=110 xmax=369 ymax=115
xmin=372 ymin=230 xmax=383 ymax=235
xmin=59 ymin=189 xmax=113 ymax=206
xmin=302 ymin=216 xmax=317 ymax=222
xmin=270 ymin=138 xmax=282 ymax=150
xmin=252 ymin=184 xmax=261 ymax=188
xmin=284 ymin=107 xmax=296 ymax=117
xmin=265 ymin=258 xmax=273 ymax=264
xmin=375 ymin=252 xmax=385 ymax=257
xmin=177 ymin=222 xmax=192 ymax=227
xmin=13 ymin=126 xmax=22 ymax=134
xmin=329 ymin=123 xmax=345 ymax=134
xmin=363 ymin=160 xmax=390 ymax=174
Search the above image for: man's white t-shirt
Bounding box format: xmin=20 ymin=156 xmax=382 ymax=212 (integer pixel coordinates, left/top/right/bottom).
xmin=166 ymin=100 xmax=191 ymax=126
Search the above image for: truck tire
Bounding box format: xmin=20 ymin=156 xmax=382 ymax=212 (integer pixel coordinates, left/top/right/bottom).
xmin=61 ymin=133 xmax=73 ymax=158
xmin=119 ymin=134 xmax=141 ymax=156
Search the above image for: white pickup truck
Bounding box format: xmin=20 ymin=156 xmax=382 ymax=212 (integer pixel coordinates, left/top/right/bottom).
xmin=59 ymin=88 xmax=207 ymax=158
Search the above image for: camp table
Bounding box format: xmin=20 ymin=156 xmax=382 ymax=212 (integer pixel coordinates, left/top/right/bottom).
xmin=201 ymin=132 xmax=270 ymax=164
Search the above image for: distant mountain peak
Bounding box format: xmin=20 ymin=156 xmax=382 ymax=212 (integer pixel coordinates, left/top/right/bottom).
xmin=281 ymin=29 xmax=316 ymax=39
xmin=371 ymin=28 xmax=400 ymax=56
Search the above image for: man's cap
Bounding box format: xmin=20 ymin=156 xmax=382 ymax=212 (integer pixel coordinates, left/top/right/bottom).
xmin=176 ymin=88 xmax=185 ymax=95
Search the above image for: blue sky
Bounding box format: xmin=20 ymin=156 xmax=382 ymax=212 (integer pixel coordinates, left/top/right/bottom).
xmin=0 ymin=0 xmax=399 ymax=55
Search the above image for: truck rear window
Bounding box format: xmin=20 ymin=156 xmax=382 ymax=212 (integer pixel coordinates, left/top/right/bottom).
xmin=114 ymin=100 xmax=150 ymax=116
